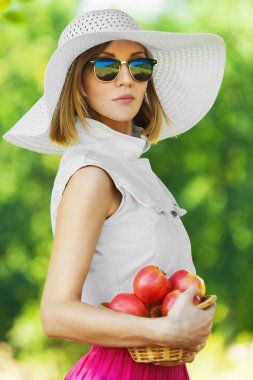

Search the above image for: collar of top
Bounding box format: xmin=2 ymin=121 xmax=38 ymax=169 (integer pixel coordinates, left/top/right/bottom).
xmin=74 ymin=117 xmax=151 ymax=160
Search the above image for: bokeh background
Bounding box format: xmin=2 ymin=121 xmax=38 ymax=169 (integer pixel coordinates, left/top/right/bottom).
xmin=0 ymin=0 xmax=252 ymax=378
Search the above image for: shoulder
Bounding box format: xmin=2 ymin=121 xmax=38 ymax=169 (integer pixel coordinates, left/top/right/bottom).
xmin=60 ymin=165 xmax=117 ymax=218
xmin=67 ymin=165 xmax=117 ymax=193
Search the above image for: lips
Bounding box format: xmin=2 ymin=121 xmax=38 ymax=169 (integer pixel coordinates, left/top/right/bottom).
xmin=113 ymin=95 xmax=135 ymax=100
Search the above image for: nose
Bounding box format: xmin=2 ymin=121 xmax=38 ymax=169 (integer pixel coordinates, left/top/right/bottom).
xmin=115 ymin=62 xmax=133 ymax=86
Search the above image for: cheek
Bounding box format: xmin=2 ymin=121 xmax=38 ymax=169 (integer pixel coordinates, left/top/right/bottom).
xmin=83 ymin=70 xmax=102 ymax=106
xmin=82 ymin=68 xmax=93 ymax=97
xmin=140 ymin=81 xmax=148 ymax=95
xmin=137 ymin=83 xmax=148 ymax=103
xmin=82 ymin=76 xmax=110 ymax=113
xmin=87 ymin=85 xmax=109 ymax=109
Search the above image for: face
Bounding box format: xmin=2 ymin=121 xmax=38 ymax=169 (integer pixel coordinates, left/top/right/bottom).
xmin=82 ymin=40 xmax=148 ymax=131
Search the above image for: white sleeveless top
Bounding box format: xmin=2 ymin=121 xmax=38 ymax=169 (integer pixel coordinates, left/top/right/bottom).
xmin=50 ymin=117 xmax=196 ymax=306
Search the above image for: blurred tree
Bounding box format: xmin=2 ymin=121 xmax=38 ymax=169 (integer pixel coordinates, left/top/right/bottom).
xmin=0 ymin=0 xmax=34 ymax=23
xmin=146 ymin=0 xmax=253 ymax=343
xmin=0 ymin=0 xmax=86 ymax=363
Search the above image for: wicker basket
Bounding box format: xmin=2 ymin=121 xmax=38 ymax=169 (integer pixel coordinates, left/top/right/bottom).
xmin=99 ymin=294 xmax=217 ymax=363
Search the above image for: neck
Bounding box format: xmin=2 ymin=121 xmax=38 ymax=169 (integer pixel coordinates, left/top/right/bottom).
xmin=90 ymin=113 xmax=134 ymax=137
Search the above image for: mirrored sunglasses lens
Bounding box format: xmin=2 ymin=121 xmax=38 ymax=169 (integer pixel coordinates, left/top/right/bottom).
xmin=130 ymin=59 xmax=153 ymax=81
xmin=94 ymin=60 xmax=119 ymax=81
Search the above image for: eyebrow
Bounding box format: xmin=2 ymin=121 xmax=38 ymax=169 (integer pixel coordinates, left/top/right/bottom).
xmin=99 ymin=51 xmax=146 ymax=57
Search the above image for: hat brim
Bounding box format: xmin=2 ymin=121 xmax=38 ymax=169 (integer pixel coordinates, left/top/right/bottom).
xmin=3 ymin=29 xmax=226 ymax=154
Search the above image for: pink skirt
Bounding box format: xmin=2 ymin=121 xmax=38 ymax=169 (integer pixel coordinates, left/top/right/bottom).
xmin=63 ymin=345 xmax=190 ymax=380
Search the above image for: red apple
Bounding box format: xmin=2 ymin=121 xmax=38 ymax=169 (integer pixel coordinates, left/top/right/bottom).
xmin=161 ymin=290 xmax=183 ymax=316
xmin=170 ymin=269 xmax=206 ymax=297
xmin=133 ymin=264 xmax=172 ymax=304
xmin=108 ymin=293 xmax=149 ymax=317
xmin=193 ymin=295 xmax=201 ymax=305
xmin=149 ymin=303 xmax=162 ymax=318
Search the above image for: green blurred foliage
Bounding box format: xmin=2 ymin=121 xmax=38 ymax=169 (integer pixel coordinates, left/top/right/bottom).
xmin=145 ymin=0 xmax=253 ymax=343
xmin=0 ymin=0 xmax=88 ymax=369
xmin=0 ymin=0 xmax=34 ymax=22
xmin=0 ymin=0 xmax=252 ymax=378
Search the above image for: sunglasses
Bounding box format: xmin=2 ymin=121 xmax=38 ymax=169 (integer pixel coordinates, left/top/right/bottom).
xmin=88 ymin=58 xmax=158 ymax=82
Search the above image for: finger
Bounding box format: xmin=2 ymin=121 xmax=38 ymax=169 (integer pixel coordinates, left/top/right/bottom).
xmin=178 ymin=285 xmax=200 ymax=303
xmin=195 ymin=341 xmax=206 ymax=352
xmin=169 ymin=285 xmax=199 ymax=317
xmin=184 ymin=353 xmax=196 ymax=363
xmin=191 ymin=334 xmax=209 ymax=352
xmin=185 ymin=340 xmax=206 ymax=352
xmin=205 ymin=303 xmax=217 ymax=317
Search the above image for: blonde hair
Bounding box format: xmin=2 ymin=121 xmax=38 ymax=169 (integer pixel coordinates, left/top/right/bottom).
xmin=49 ymin=40 xmax=175 ymax=147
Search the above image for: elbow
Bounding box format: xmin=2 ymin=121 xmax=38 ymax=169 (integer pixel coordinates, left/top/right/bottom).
xmin=40 ymin=304 xmax=58 ymax=338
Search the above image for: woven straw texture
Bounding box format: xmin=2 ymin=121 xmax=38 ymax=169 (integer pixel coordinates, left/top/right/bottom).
xmin=100 ymin=294 xmax=217 ymax=363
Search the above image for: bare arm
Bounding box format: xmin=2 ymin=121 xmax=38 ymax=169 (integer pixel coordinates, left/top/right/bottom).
xmin=40 ymin=165 xmax=159 ymax=347
xmin=40 ymin=165 xmax=215 ymax=350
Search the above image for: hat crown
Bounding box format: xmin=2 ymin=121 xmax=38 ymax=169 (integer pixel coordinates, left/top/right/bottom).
xmin=58 ymin=9 xmax=142 ymax=48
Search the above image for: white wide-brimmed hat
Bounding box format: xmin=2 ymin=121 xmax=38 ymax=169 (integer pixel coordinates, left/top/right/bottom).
xmin=2 ymin=8 xmax=226 ymax=155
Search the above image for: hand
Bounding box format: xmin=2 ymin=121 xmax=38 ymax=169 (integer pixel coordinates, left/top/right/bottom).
xmin=152 ymin=352 xmax=196 ymax=367
xmin=151 ymin=318 xmax=209 ymax=367
xmin=169 ymin=286 xmax=216 ymax=352
xmin=156 ymin=285 xmax=216 ymax=352
xmin=152 ymin=328 xmax=208 ymax=367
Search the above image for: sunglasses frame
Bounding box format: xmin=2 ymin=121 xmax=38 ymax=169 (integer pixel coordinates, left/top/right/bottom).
xmin=88 ymin=57 xmax=158 ymax=82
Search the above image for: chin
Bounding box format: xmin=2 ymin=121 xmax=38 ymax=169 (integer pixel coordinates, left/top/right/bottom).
xmin=100 ymin=112 xmax=138 ymax=123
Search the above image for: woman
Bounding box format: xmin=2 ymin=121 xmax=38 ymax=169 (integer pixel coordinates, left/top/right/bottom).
xmin=2 ymin=8 xmax=226 ymax=380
